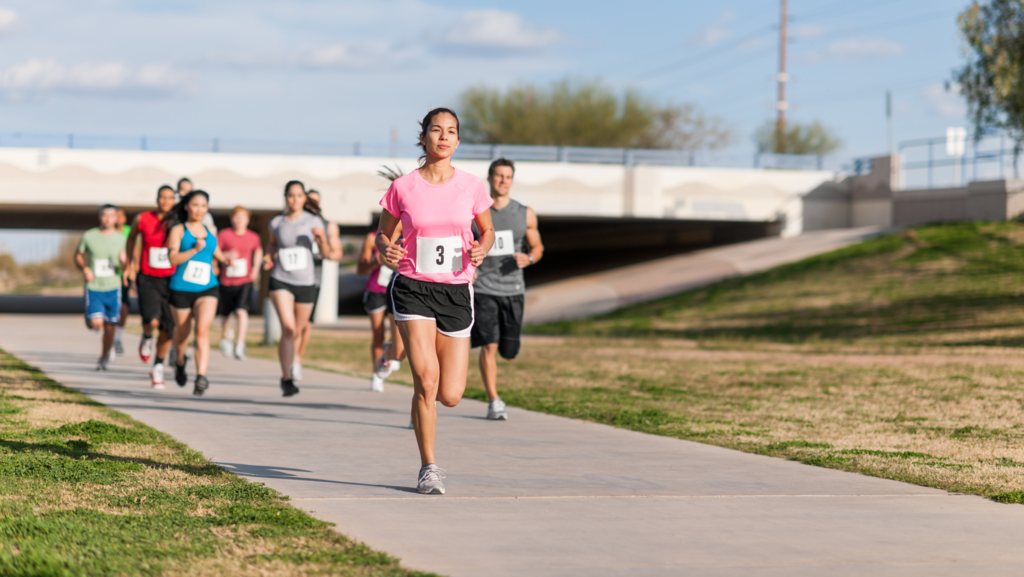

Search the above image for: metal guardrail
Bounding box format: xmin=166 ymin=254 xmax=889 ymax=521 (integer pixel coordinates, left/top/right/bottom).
xmin=0 ymin=130 xmax=841 ymax=171
xmin=897 ymin=129 xmax=1014 ymax=190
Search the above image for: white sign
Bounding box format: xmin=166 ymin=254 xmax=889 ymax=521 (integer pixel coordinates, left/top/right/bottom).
xmin=488 ymin=230 xmax=515 ymax=257
xmin=278 ymin=247 xmax=309 ymax=272
xmin=946 ymin=127 xmax=967 ymax=157
xmin=416 ymin=236 xmax=463 ymax=274
xmin=148 ymin=247 xmax=171 ymax=269
xmin=183 ymin=261 xmax=211 ymax=285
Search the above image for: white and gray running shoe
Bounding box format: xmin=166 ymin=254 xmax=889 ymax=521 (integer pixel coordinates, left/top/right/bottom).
xmin=96 ymin=357 xmax=108 ymax=371
xmin=219 ymin=338 xmax=233 ymax=358
xmin=370 ymin=350 xmax=394 ymax=392
xmin=139 ymin=336 xmax=155 ymax=363
xmin=107 ymin=346 xmax=116 ymax=362
xmin=291 ymin=360 xmax=303 ymax=381
xmin=114 ymin=338 xmax=124 ymax=355
xmin=417 ymin=464 xmax=446 ymax=495
xmin=234 ymin=343 xmax=246 ymax=361
xmin=487 ymin=398 xmax=509 ymax=421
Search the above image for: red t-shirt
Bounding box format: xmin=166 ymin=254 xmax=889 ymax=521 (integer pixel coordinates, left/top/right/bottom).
xmin=217 ymin=228 xmax=261 ymax=286
xmin=138 ymin=211 xmax=175 ymax=277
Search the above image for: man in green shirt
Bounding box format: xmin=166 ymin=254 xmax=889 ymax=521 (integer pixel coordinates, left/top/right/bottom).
xmin=75 ymin=204 xmax=128 ymax=371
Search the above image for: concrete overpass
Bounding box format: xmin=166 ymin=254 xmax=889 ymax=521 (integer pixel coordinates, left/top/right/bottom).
xmin=0 ymin=146 xmax=842 ymax=319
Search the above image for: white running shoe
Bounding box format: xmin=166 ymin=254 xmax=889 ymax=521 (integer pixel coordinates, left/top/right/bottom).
xmin=234 ymin=343 xmax=246 ymax=361
xmin=370 ymin=352 xmax=394 ymax=391
xmin=107 ymin=346 xmax=116 ymax=362
xmin=487 ymin=398 xmax=509 ymax=420
xmin=392 ymin=360 xmax=401 ymax=372
xmin=417 ymin=464 xmax=446 ymax=495
xmin=139 ymin=336 xmax=155 ymax=363
xmin=151 ymin=363 xmax=165 ymax=389
xmin=291 ymin=360 xmax=303 ymax=381
xmin=219 ymin=338 xmax=233 ymax=358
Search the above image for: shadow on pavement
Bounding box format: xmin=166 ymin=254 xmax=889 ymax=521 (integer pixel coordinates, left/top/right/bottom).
xmin=217 ymin=461 xmax=420 ymax=493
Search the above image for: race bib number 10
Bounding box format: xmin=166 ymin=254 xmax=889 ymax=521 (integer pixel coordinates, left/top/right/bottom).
xmin=149 ymin=247 xmax=171 ymax=269
xmin=278 ymin=247 xmax=309 ymax=272
xmin=183 ymin=261 xmax=211 ymax=285
xmin=416 ymin=236 xmax=463 ymax=274
xmin=488 ymin=230 xmax=515 ymax=257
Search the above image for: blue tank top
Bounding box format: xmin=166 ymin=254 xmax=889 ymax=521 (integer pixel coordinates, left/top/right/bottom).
xmin=169 ymin=224 xmax=219 ymax=292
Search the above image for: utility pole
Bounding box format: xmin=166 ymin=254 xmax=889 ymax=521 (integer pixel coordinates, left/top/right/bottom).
xmin=775 ymin=0 xmax=788 ymax=154
xmin=886 ymin=90 xmax=893 ymax=155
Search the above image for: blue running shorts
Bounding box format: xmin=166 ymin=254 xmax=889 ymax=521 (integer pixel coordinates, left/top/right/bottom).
xmin=85 ymin=287 xmax=121 ymax=324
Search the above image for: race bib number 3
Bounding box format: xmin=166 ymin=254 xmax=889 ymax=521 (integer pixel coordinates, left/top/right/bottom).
xmin=279 ymin=247 xmax=309 ymax=272
xmin=488 ymin=230 xmax=515 ymax=257
xmin=376 ymin=266 xmax=394 ymax=286
xmin=93 ymin=259 xmax=115 ymax=278
xmin=415 ymin=236 xmax=463 ymax=274
xmin=183 ymin=261 xmax=211 ymax=285
xmin=149 ymin=247 xmax=171 ymax=269
xmin=226 ymin=258 xmax=248 ymax=278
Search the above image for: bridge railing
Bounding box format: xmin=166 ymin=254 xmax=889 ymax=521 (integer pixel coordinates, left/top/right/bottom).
xmin=0 ymin=130 xmax=841 ymax=171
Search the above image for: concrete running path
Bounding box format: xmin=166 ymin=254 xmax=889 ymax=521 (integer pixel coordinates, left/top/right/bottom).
xmin=3 ymin=314 xmax=1024 ymax=576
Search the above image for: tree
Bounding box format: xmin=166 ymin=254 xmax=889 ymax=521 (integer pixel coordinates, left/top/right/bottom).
xmin=458 ymin=78 xmax=731 ymax=150
xmin=955 ymin=1 xmax=1024 ymax=159
xmin=754 ymin=120 xmax=841 ymax=155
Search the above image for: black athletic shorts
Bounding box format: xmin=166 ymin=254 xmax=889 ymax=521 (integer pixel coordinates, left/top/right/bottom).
xmin=121 ymin=279 xmax=133 ymax=305
xmin=390 ymin=274 xmax=473 ymax=337
xmin=309 ymin=286 xmax=321 ymax=321
xmin=269 ymin=277 xmax=317 ymax=304
xmin=218 ymin=283 xmax=253 ymax=316
xmin=170 ymin=286 xmax=219 ymax=310
xmin=470 ymin=293 xmax=525 ymax=359
xmin=363 ymin=291 xmax=390 ymax=314
xmin=137 ymin=274 xmax=175 ymax=335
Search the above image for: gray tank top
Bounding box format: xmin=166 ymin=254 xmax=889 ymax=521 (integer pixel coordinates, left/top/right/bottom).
xmin=269 ymin=211 xmax=320 ymax=286
xmin=474 ymin=199 xmax=528 ymax=296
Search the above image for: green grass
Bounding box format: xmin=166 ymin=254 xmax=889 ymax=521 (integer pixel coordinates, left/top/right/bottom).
xmin=0 ymin=350 xmax=433 ymax=576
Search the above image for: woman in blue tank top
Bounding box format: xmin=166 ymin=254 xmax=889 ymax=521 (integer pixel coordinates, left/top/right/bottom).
xmin=165 ymin=190 xmax=227 ymax=396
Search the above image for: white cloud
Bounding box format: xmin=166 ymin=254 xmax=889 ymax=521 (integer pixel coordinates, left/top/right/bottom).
xmin=434 ymin=9 xmax=559 ymax=56
xmin=790 ymin=24 xmax=826 ymax=40
xmin=205 ymin=42 xmax=404 ymax=71
xmin=826 ymin=38 xmax=904 ymax=60
xmin=0 ymin=59 xmax=192 ymax=100
xmin=923 ymin=83 xmax=967 ymax=118
xmin=689 ymin=11 xmax=735 ymax=46
xmin=0 ymin=8 xmax=17 ymax=31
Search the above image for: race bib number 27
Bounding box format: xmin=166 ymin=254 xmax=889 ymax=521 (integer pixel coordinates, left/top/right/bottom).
xmin=183 ymin=261 xmax=211 ymax=285
xmin=416 ymin=236 xmax=463 ymax=274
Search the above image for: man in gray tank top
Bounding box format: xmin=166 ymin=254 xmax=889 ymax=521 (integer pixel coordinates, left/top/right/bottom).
xmin=470 ymin=158 xmax=544 ymax=421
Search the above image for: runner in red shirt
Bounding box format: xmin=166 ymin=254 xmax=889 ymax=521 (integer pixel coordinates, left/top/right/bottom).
xmin=216 ymin=206 xmax=262 ymax=361
xmin=126 ymin=184 xmax=178 ymax=388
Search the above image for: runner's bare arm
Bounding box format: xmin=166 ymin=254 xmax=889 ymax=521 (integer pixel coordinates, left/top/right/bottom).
xmin=262 ymin=233 xmax=278 ymax=270
xmin=250 ymin=246 xmax=263 ymax=282
xmin=326 ymin=221 xmax=343 ymax=260
xmin=469 ymin=210 xmax=495 ymax=267
xmin=375 ymin=210 xmax=406 ymax=266
xmin=167 ymin=225 xmax=200 ymax=266
xmin=356 ymin=232 xmax=376 ymax=275
xmin=517 ymin=207 xmax=544 ymax=268
xmin=125 ymin=215 xmax=141 ymax=272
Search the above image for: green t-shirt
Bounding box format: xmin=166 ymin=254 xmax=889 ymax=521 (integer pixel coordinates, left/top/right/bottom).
xmin=78 ymin=228 xmax=126 ymax=292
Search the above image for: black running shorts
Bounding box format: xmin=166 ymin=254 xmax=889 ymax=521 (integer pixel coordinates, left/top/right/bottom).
xmin=137 ymin=274 xmax=175 ymax=335
xmin=309 ymin=286 xmax=321 ymax=321
xmin=121 ymin=278 xmax=132 ymax=305
xmin=470 ymin=293 xmax=524 ymax=359
xmin=170 ymin=287 xmax=219 ymax=310
xmin=363 ymin=291 xmax=389 ymax=314
xmin=218 ymin=283 xmax=253 ymax=316
xmin=269 ymin=277 xmax=317 ymax=304
xmin=390 ymin=274 xmax=473 ymax=337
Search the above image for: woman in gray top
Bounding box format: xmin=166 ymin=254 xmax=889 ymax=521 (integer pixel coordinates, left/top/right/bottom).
xmin=261 ymin=180 xmax=329 ymax=397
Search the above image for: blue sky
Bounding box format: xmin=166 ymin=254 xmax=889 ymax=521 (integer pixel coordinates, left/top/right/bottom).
xmin=0 ymin=0 xmax=971 ymax=160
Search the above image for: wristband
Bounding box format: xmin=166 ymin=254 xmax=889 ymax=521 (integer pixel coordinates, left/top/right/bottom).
xmin=528 ymin=254 xmax=534 ymax=263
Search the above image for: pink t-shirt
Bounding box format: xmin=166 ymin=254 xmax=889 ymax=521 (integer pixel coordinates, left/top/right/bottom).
xmin=217 ymin=228 xmax=261 ymax=286
xmin=379 ymin=168 xmax=493 ymax=285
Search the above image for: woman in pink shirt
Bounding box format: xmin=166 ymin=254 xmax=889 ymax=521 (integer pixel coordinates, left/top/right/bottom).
xmin=376 ymin=108 xmax=495 ymax=495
